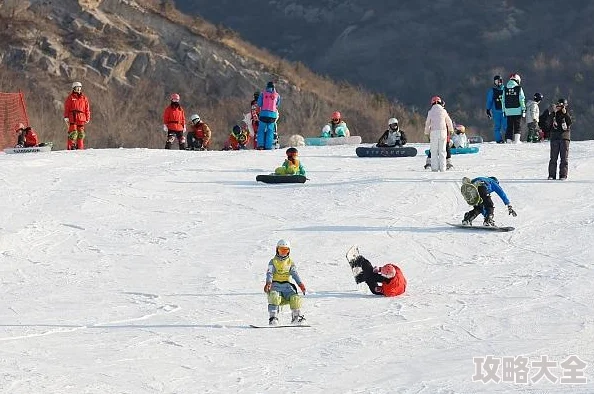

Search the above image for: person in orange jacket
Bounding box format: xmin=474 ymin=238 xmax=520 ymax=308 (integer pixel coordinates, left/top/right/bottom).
xmin=187 ymin=114 xmax=212 ymax=150
xmin=223 ymin=124 xmax=251 ymax=150
xmin=15 ymin=123 xmax=39 ymax=147
xmin=162 ymin=93 xmax=186 ymax=150
xmin=348 ymin=248 xmax=406 ymax=297
xmin=63 ymin=81 xmax=90 ymax=150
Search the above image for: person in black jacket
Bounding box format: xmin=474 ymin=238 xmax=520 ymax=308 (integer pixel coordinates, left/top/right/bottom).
xmin=548 ymin=98 xmax=572 ymax=180
xmin=377 ymin=117 xmax=407 ymax=147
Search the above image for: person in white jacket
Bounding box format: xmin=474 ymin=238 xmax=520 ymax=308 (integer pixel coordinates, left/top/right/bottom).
xmin=424 ymin=96 xmax=454 ymax=172
xmin=526 ymin=93 xmax=543 ymax=142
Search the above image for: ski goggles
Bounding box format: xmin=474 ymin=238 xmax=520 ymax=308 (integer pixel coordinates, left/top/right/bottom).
xmin=331 ymin=118 xmax=340 ymax=122
xmin=277 ymin=246 xmax=290 ymax=256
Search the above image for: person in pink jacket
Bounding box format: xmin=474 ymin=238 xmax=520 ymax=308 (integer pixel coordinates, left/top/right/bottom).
xmin=424 ymin=96 xmax=454 ymax=172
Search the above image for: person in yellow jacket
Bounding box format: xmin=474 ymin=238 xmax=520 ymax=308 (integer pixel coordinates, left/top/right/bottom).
xmin=263 ymin=239 xmax=306 ymax=325
xmin=274 ymin=147 xmax=306 ymax=176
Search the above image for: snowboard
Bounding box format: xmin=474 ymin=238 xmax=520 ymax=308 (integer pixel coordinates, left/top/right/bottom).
xmin=346 ymin=245 xmax=365 ymax=283
xmin=425 ymin=146 xmax=479 ymax=155
xmin=355 ymin=146 xmax=417 ymax=157
xmin=250 ymin=324 xmax=311 ymax=328
xmin=446 ymin=222 xmax=514 ymax=232
xmin=256 ymin=174 xmax=307 ymax=184
xmin=3 ymin=144 xmax=52 ymax=154
xmin=305 ymin=136 xmax=362 ymax=146
xmin=467 ymin=136 xmax=484 ymax=144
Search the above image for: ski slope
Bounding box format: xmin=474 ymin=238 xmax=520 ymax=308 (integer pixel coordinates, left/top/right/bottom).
xmin=1 ymin=142 xmax=593 ymax=393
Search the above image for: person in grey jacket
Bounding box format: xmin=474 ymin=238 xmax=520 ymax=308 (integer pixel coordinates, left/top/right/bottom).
xmin=548 ymin=98 xmax=572 ymax=180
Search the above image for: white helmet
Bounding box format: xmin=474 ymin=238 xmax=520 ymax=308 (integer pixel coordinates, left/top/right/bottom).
xmin=72 ymin=81 xmax=82 ymax=90
xmin=190 ymin=114 xmax=201 ymax=124
xmin=509 ymin=73 xmax=521 ymax=84
xmin=388 ymin=117 xmax=398 ymax=126
xmin=276 ymin=239 xmax=291 ymax=259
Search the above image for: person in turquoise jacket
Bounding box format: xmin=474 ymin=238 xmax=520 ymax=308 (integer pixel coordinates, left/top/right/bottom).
xmin=274 ymin=147 xmax=306 ymax=176
xmin=501 ymin=73 xmax=526 ymax=143
xmin=461 ymin=176 xmax=517 ymax=227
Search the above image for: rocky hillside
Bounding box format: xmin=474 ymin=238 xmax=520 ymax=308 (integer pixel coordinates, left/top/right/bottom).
xmin=176 ymin=0 xmax=594 ymax=140
xmin=0 ymin=0 xmax=423 ymax=149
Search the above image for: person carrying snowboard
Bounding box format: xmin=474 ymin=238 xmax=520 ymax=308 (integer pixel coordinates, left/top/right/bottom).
xmin=461 ymin=176 xmax=517 ymax=227
xmin=321 ymin=111 xmax=350 ymax=138
xmin=347 ymin=247 xmax=406 ymax=297
xmin=263 ymin=239 xmax=306 ymax=326
xmin=377 ymin=117 xmax=407 ymax=147
xmin=274 ymin=147 xmax=306 ymax=176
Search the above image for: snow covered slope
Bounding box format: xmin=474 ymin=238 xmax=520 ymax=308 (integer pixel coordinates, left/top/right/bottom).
xmin=1 ymin=142 xmax=593 ymax=393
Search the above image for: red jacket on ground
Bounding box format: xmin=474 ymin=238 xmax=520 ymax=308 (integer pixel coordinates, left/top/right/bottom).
xmin=379 ymin=264 xmax=407 ymax=297
xmin=23 ymin=128 xmax=39 ymax=147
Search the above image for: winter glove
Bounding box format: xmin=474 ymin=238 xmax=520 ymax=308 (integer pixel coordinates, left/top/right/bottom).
xmin=373 ymin=266 xmax=380 ymax=274
xmin=163 ymin=124 xmax=168 ymax=132
xmin=64 ymin=117 xmax=69 ymax=124
xmin=507 ymin=205 xmax=517 ymax=217
xmin=374 ymin=286 xmax=383 ymax=294
xmin=264 ymin=282 xmax=272 ymax=293
xmin=486 ymin=109 xmax=492 ymax=119
xmin=522 ymin=111 xmax=526 ymax=118
xmin=298 ymin=283 xmax=306 ymax=295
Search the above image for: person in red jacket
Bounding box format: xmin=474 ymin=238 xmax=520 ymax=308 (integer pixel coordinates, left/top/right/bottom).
xmin=63 ymin=81 xmax=91 ymax=150
xmin=162 ymin=93 xmax=186 ymax=150
xmin=250 ymin=91 xmax=260 ymax=148
xmin=15 ymin=123 xmax=39 ymax=147
xmin=348 ymin=249 xmax=406 ymax=297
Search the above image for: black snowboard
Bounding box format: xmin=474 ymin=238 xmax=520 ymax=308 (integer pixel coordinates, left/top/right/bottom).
xmin=256 ymin=174 xmax=307 ymax=184
xmin=447 ymin=222 xmax=514 ymax=232
xmin=249 ymin=324 xmax=311 ymax=328
xmin=355 ymin=146 xmax=417 ymax=157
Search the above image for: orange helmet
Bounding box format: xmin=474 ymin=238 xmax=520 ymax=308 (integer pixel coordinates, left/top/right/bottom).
xmin=430 ymin=96 xmax=443 ymax=106
xmin=170 ymin=93 xmax=180 ymax=102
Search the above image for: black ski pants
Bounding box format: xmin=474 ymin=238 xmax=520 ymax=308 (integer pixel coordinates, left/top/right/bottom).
xmin=505 ymin=115 xmax=522 ymax=140
xmin=548 ymin=139 xmax=570 ymax=179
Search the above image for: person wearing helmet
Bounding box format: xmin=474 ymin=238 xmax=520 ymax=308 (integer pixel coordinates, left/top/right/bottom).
xmin=501 ymin=73 xmax=526 ymax=143
xmin=162 ymin=93 xmax=186 ymax=150
xmin=256 ymin=81 xmax=281 ymax=150
xmin=250 ymin=91 xmax=261 ymax=148
xmin=14 ymin=123 xmax=39 ymax=148
xmin=274 ymin=147 xmax=306 ymax=176
xmin=63 ymin=81 xmax=91 ymax=150
xmin=263 ymin=239 xmax=307 ymax=325
xmin=321 ymin=111 xmax=350 ymax=138
xmin=347 ymin=248 xmax=406 ymax=297
xmin=526 ymin=93 xmax=544 ymax=143
xmin=424 ymin=96 xmax=454 ymax=172
xmin=186 ymin=114 xmax=212 ymax=150
xmin=223 ymin=124 xmax=251 ymax=150
xmin=376 ymin=117 xmax=407 ymax=147
xmin=450 ymin=123 xmax=469 ymax=149
xmin=548 ymin=98 xmax=572 ymax=180
xmin=486 ymin=75 xmax=507 ymax=143
xmin=460 ymin=176 xmax=517 ymax=226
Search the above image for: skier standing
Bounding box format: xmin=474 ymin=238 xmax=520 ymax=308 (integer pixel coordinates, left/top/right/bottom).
xmin=162 ymin=93 xmax=186 ymax=150
xmin=526 ymin=93 xmax=543 ymax=143
xmin=250 ymin=91 xmax=260 ymax=148
xmin=548 ymin=98 xmax=572 ymax=180
xmin=486 ymin=75 xmax=507 ymax=143
xmin=424 ymin=96 xmax=454 ymax=172
xmin=461 ymin=176 xmax=517 ymax=226
xmin=263 ymin=239 xmax=306 ymax=326
xmin=256 ymin=81 xmax=281 ymax=150
xmin=501 ymin=73 xmax=526 ymax=143
xmin=63 ymin=81 xmax=90 ymax=150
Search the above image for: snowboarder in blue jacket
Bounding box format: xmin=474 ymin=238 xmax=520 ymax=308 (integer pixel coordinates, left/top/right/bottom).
xmin=486 ymin=75 xmax=507 ymax=143
xmin=461 ymin=176 xmax=517 ymax=226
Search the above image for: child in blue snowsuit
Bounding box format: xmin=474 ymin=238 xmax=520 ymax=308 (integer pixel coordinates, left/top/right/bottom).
xmin=486 ymin=75 xmax=507 ymax=143
xmin=461 ymin=176 xmax=517 ymax=226
xmin=256 ymin=81 xmax=281 ymax=150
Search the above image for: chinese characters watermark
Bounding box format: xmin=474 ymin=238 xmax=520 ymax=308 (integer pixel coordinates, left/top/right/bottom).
xmin=473 ymin=355 xmax=588 ymax=384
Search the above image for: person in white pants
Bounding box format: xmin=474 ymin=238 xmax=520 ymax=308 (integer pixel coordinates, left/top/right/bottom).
xmin=424 ymin=96 xmax=454 ymax=172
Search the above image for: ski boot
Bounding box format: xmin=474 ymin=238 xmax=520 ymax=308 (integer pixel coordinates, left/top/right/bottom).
xmin=446 ymin=158 xmax=454 ymax=170
xmin=462 ymin=211 xmax=478 ymax=226
xmin=269 ymin=316 xmax=279 ymax=326
xmin=291 ymin=314 xmax=306 ymax=325
xmin=424 ymin=157 xmax=431 ymax=170
xmin=483 ymin=215 xmax=495 ymax=226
